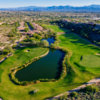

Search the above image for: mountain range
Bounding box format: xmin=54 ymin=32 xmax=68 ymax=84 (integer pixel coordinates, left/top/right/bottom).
xmin=0 ymin=5 xmax=100 ymax=12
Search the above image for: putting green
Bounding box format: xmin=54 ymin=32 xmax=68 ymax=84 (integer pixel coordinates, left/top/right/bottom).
xmin=79 ymin=55 xmax=100 ymax=68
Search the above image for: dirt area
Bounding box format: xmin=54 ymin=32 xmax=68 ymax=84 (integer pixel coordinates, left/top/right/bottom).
xmin=0 ymin=35 xmax=9 ymax=43
xmin=27 ymin=22 xmax=44 ymax=34
xmin=58 ymin=32 xmax=65 ymax=35
xmin=96 ymin=53 xmax=100 ymax=55
xmin=19 ymin=22 xmax=44 ymax=35
xmin=0 ymin=22 xmax=4 ymax=25
xmin=18 ymin=22 xmax=25 ymax=31
xmin=33 ymin=23 xmax=43 ymax=31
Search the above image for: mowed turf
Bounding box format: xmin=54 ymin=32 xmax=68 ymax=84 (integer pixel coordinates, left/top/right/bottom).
xmin=0 ymin=47 xmax=48 ymax=79
xmin=0 ymin=46 xmax=82 ymax=100
xmin=59 ymin=33 xmax=100 ymax=75
xmin=0 ymin=69 xmax=3 ymax=82
xmin=0 ymin=25 xmax=100 ymax=100
xmin=79 ymin=55 xmax=100 ymax=68
xmin=42 ymin=24 xmax=68 ymax=33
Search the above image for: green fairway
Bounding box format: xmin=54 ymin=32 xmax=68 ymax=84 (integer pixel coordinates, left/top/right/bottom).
xmin=79 ymin=55 xmax=100 ymax=68
xmin=42 ymin=24 xmax=68 ymax=33
xmin=59 ymin=33 xmax=100 ymax=75
xmin=0 ymin=25 xmax=100 ymax=100
xmin=0 ymin=69 xmax=3 ymax=82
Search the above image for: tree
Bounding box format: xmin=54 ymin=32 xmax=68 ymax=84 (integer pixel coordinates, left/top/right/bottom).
xmin=40 ymin=40 xmax=49 ymax=47
xmin=3 ymin=46 xmax=13 ymax=54
xmin=24 ymin=28 xmax=29 ymax=32
xmin=33 ymin=34 xmax=42 ymax=40
xmin=70 ymin=92 xmax=78 ymax=97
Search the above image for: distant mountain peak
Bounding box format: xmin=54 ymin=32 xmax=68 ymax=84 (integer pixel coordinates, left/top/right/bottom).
xmin=0 ymin=4 xmax=100 ymax=12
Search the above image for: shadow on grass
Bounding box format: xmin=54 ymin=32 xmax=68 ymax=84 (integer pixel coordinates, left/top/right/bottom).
xmin=8 ymin=74 xmax=20 ymax=85
xmin=62 ymin=33 xmax=90 ymax=46
xmin=0 ymin=69 xmax=3 ymax=83
xmin=15 ymin=46 xmax=39 ymax=52
xmin=74 ymin=62 xmax=86 ymax=72
xmin=63 ymin=61 xmax=76 ymax=84
xmin=74 ymin=62 xmax=95 ymax=76
xmin=0 ymin=97 xmax=3 ymax=100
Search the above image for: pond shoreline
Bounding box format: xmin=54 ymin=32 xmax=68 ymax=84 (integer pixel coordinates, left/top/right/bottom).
xmin=9 ymin=48 xmax=50 ymax=85
xmin=9 ymin=36 xmax=67 ymax=86
xmin=10 ymin=47 xmax=67 ymax=86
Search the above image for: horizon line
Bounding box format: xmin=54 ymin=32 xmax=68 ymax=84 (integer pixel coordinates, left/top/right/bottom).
xmin=0 ymin=4 xmax=100 ymax=9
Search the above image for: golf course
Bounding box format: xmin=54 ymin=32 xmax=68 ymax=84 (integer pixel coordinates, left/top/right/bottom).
xmin=0 ymin=25 xmax=100 ymax=100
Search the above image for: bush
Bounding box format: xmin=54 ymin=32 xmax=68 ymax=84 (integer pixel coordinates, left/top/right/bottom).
xmin=50 ymin=43 xmax=57 ymax=48
xmin=59 ymin=96 xmax=67 ymax=100
xmin=79 ymin=86 xmax=99 ymax=94
xmin=40 ymin=40 xmax=49 ymax=47
xmin=24 ymin=28 xmax=29 ymax=32
xmin=29 ymin=89 xmax=38 ymax=95
xmin=33 ymin=34 xmax=42 ymax=40
xmin=3 ymin=46 xmax=13 ymax=54
xmin=70 ymin=92 xmax=78 ymax=97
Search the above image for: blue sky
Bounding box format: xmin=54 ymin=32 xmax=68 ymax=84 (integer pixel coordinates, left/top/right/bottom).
xmin=0 ymin=0 xmax=100 ymax=8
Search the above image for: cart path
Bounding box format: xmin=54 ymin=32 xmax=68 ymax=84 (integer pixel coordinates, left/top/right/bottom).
xmin=47 ymin=78 xmax=100 ymax=100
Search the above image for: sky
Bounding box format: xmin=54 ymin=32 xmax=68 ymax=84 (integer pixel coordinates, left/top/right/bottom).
xmin=0 ymin=0 xmax=100 ymax=8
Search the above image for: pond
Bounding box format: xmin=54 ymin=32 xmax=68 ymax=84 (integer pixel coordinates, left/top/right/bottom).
xmin=15 ymin=37 xmax=65 ymax=82
xmin=42 ymin=37 xmax=55 ymax=45
xmin=15 ymin=49 xmax=65 ymax=81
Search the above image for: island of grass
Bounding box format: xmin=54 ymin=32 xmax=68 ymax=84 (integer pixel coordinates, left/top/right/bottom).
xmin=0 ymin=24 xmax=100 ymax=100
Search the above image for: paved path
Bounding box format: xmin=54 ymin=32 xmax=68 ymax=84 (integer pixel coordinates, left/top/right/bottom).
xmin=47 ymin=78 xmax=100 ymax=100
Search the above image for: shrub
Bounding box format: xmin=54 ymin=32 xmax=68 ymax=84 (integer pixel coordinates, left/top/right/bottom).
xmin=33 ymin=34 xmax=42 ymax=40
xmin=70 ymin=92 xmax=78 ymax=97
xmin=79 ymin=86 xmax=99 ymax=94
xmin=59 ymin=96 xmax=67 ymax=100
xmin=50 ymin=43 xmax=56 ymax=48
xmin=28 ymin=22 xmax=34 ymax=30
xmin=3 ymin=46 xmax=13 ymax=54
xmin=40 ymin=40 xmax=49 ymax=47
xmin=24 ymin=28 xmax=29 ymax=32
xmin=29 ymin=89 xmax=38 ymax=95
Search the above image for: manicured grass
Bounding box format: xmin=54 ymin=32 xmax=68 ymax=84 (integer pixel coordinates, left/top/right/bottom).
xmin=0 ymin=69 xmax=3 ymax=82
xmin=0 ymin=46 xmax=80 ymax=100
xmin=79 ymin=55 xmax=100 ymax=68
xmin=0 ymin=47 xmax=48 ymax=69
xmin=42 ymin=24 xmax=68 ymax=33
xmin=0 ymin=25 xmax=100 ymax=100
xmin=59 ymin=33 xmax=100 ymax=76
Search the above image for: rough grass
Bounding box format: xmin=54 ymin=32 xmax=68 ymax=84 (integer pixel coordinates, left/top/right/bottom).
xmin=0 ymin=25 xmax=100 ymax=100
